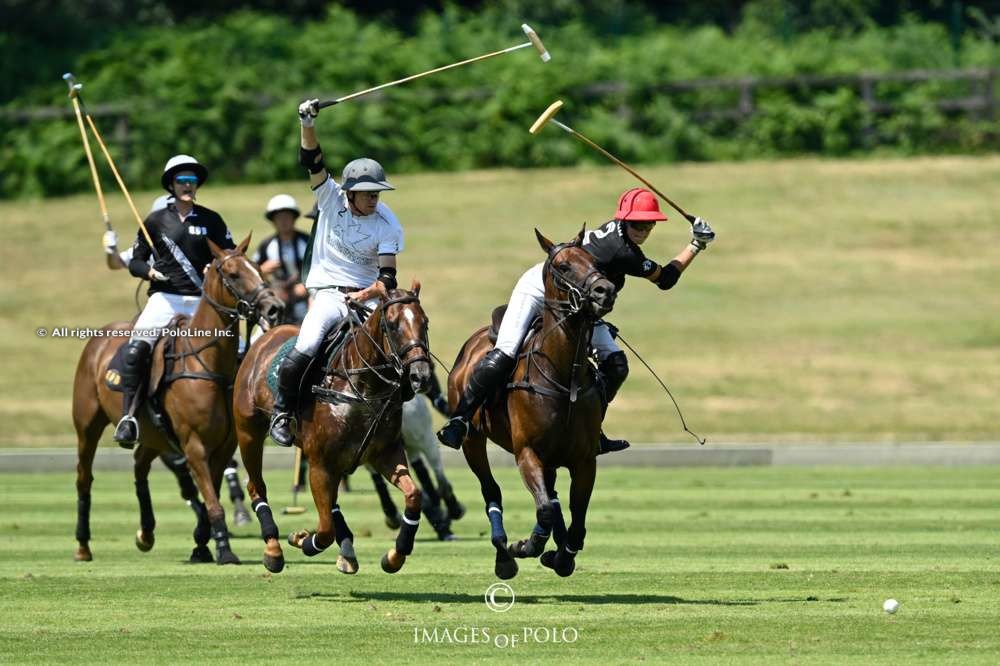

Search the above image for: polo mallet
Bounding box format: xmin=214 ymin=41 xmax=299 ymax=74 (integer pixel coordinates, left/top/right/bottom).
xmin=64 ymin=75 xmax=110 ymax=231
xmin=63 ymin=73 xmax=155 ymax=248
xmin=282 ymin=447 xmax=306 ymax=515
xmin=529 ymin=100 xmax=697 ymax=225
xmin=316 ymin=23 xmax=549 ymax=109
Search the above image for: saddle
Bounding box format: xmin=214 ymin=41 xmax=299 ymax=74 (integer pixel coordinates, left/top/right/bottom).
xmin=486 ymin=304 xmax=543 ymax=346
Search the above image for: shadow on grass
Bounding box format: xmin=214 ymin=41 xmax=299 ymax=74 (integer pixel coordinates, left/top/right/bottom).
xmin=291 ymin=590 xmax=849 ymax=606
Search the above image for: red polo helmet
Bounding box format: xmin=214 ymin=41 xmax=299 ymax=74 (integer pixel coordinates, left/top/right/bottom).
xmin=614 ymin=188 xmax=668 ymax=222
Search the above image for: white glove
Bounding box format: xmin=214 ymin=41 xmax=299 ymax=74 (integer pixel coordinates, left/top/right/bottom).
xmin=102 ymin=230 xmax=118 ymax=255
xmin=298 ymin=99 xmax=319 ymax=127
xmin=148 ymin=267 xmax=169 ymax=282
xmin=690 ymin=217 xmax=716 ymax=252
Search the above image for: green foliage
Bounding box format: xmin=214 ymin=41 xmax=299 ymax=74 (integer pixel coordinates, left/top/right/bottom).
xmin=1 ymin=7 xmax=998 ymax=198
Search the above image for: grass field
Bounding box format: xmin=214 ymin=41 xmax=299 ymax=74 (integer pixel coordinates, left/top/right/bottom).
xmin=1 ymin=465 xmax=998 ymax=663
xmin=2 ymin=156 xmax=999 ymax=445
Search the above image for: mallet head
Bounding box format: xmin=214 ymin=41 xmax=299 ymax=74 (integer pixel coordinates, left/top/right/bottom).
xmin=521 ymin=24 xmax=551 ymax=62
xmin=63 ymin=72 xmax=80 ymax=97
xmin=529 ymin=100 xmax=564 ymax=134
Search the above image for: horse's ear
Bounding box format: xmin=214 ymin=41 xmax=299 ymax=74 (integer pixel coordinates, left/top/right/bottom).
xmin=237 ymin=232 xmax=252 ymax=254
xmin=410 ymin=277 xmax=421 ymax=297
xmin=535 ymin=228 xmax=554 ymax=253
xmin=207 ymin=238 xmax=225 ymax=260
xmin=574 ymin=224 xmax=586 ymax=246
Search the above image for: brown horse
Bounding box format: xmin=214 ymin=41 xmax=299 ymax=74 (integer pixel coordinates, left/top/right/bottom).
xmin=234 ymin=281 xmax=432 ymax=574
xmin=447 ymin=229 xmax=617 ymax=579
xmin=71 ymin=235 xmax=284 ymax=564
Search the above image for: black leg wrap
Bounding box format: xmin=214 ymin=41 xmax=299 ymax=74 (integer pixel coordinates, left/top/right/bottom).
xmin=135 ymin=478 xmax=155 ymax=534
xmin=331 ymin=505 xmax=353 ymax=546
xmin=189 ymin=500 xmax=211 ymax=546
xmin=210 ymin=519 xmax=230 ymax=551
xmin=395 ymin=508 xmax=421 ymax=556
xmin=567 ymin=525 xmax=587 ymax=554
xmin=252 ymin=498 xmax=279 ymax=542
xmin=301 ymin=532 xmax=329 ymax=557
xmin=76 ymin=494 xmax=92 ymax=543
xmin=551 ymin=498 xmax=568 ymax=549
xmin=224 ymin=460 xmax=244 ymax=502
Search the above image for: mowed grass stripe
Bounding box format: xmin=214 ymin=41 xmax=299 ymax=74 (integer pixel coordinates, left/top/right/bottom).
xmin=1 ymin=466 xmax=998 ymax=663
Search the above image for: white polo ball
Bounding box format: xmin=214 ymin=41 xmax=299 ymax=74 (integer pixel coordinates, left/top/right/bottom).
xmin=883 ymin=599 xmax=900 ymax=614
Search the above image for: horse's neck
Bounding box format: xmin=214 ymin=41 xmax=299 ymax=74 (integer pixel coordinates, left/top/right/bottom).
xmin=338 ymin=311 xmax=391 ymax=391
xmin=537 ymin=306 xmax=591 ymax=382
xmin=185 ymin=285 xmax=238 ymax=374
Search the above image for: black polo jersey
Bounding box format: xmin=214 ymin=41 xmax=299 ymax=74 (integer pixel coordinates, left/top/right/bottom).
xmin=251 ymin=231 xmax=309 ymax=282
xmin=128 ymin=203 xmax=235 ymax=296
xmin=582 ymin=220 xmax=679 ymax=292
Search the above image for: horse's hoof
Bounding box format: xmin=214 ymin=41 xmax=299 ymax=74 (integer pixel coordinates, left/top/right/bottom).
xmin=337 ymin=555 xmax=359 ymax=574
xmin=446 ymin=499 xmax=466 ymax=521
xmin=74 ymin=547 xmax=93 ymax=562
xmin=216 ymin=549 xmax=241 ymax=566
xmin=494 ymin=557 xmax=519 ymax=580
xmin=233 ymin=502 xmax=252 ymax=526
xmin=190 ymin=545 xmax=214 ymax=563
xmin=384 ymin=512 xmax=402 ymax=530
xmin=381 ymin=549 xmax=405 ymax=574
xmin=263 ymin=553 xmax=285 ymax=573
xmin=287 ymin=530 xmax=309 ymax=549
xmin=135 ymin=529 xmax=155 ymax=552
xmin=540 ymin=550 xmax=575 ymax=577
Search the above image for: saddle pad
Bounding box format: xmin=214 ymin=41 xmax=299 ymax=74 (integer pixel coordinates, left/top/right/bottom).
xmin=266 ymin=337 xmax=299 ymax=399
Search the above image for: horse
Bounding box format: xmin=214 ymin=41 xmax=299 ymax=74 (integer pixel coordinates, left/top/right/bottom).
xmin=233 ymin=281 xmax=432 ymax=574
xmin=446 ymin=228 xmax=617 ymax=579
xmin=71 ymin=235 xmax=285 ymax=564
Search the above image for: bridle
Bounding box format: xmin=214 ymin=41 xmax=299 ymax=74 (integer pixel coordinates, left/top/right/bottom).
xmin=542 ymin=242 xmax=609 ymax=318
xmin=201 ymin=251 xmax=271 ymax=326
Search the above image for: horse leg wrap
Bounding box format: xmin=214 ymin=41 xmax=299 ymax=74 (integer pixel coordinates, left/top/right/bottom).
xmin=394 ymin=508 xmax=421 ymax=556
xmin=189 ymin=500 xmax=211 ymax=546
xmin=224 ymin=464 xmax=244 ymax=502
xmin=135 ymin=478 xmax=155 ymax=534
xmin=487 ymin=502 xmax=506 ymax=547
xmin=76 ymin=494 xmax=92 ymax=543
xmin=252 ymin=499 xmax=279 ymax=542
xmin=422 ymin=491 xmax=449 ymax=533
xmin=302 ymin=532 xmax=329 ymax=557
xmin=550 ymin=498 xmax=568 ymax=549
xmin=331 ymin=505 xmax=354 ymax=546
xmin=566 ymin=524 xmax=587 ymax=554
xmin=210 ymin=519 xmax=230 ymax=551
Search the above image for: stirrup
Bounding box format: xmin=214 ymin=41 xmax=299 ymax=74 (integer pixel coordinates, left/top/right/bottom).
xmin=113 ymin=415 xmax=139 ymax=449
xmin=436 ymin=417 xmax=469 ymax=450
xmin=268 ymin=411 xmax=296 ymax=447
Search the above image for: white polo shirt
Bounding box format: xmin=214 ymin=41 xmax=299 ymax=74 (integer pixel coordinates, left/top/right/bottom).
xmin=305 ymin=176 xmax=404 ymax=289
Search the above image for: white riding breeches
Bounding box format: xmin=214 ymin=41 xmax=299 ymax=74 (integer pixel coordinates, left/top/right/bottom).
xmin=131 ymin=292 xmax=200 ymax=344
xmin=295 ymin=288 xmax=377 ymax=357
xmin=493 ymin=262 xmax=621 ymax=362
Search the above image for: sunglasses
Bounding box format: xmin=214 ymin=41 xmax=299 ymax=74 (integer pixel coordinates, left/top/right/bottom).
xmin=629 ymin=222 xmax=655 ymax=232
xmin=175 ymin=175 xmax=199 ymax=185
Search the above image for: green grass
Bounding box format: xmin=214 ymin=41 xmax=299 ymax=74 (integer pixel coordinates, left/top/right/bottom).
xmin=1 ymin=466 xmax=998 ymax=663
xmin=2 ymin=156 xmax=1000 ymax=445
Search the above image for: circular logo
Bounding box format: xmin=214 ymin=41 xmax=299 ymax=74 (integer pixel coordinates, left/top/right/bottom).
xmin=484 ymin=582 xmax=515 ymax=613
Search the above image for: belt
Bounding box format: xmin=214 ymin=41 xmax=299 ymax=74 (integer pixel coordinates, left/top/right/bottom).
xmin=311 ymin=285 xmax=363 ymax=295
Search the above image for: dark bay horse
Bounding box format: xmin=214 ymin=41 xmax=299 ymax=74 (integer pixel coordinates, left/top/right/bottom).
xmin=234 ymin=281 xmax=432 ymax=574
xmin=447 ymin=229 xmax=617 ymax=579
xmin=72 ymin=235 xmax=284 ymax=564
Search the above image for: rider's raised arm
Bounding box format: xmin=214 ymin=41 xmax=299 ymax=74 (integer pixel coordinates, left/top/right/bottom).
xmin=298 ymin=99 xmax=327 ymax=190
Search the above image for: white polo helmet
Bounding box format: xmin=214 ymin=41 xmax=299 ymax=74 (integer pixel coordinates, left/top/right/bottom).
xmin=265 ymin=194 xmax=301 ymax=221
xmin=161 ymin=154 xmax=208 ymax=192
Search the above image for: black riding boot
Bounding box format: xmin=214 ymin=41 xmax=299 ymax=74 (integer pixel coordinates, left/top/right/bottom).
xmin=597 ymin=351 xmax=630 ymax=455
xmin=113 ymin=340 xmax=152 ymax=449
xmin=268 ymin=349 xmax=313 ymax=447
xmin=436 ymin=349 xmax=515 ymax=449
